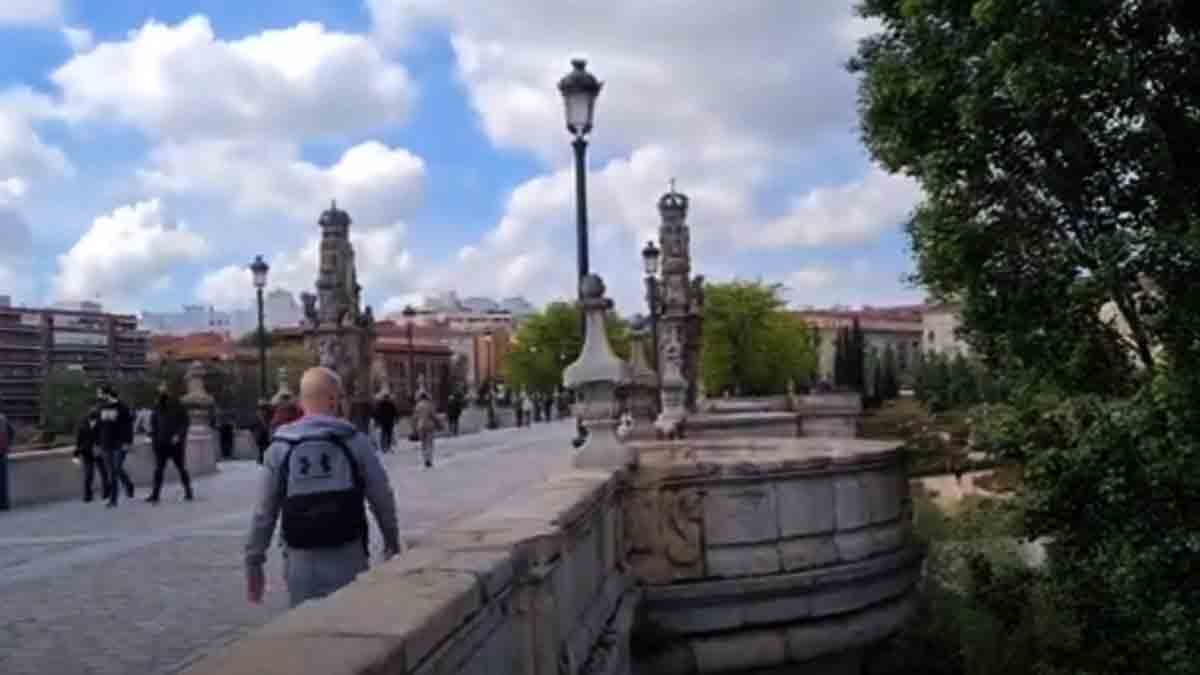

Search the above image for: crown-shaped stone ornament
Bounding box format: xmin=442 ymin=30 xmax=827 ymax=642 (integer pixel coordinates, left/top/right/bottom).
xmin=657 ymin=178 xmax=689 ymax=221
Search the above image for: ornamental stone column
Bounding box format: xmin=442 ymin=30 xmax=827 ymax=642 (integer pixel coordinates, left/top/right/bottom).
xmin=626 ymin=329 xmax=658 ymax=424
xmin=180 ymin=360 xmax=218 ymax=475
xmin=563 ymin=274 xmax=633 ymax=469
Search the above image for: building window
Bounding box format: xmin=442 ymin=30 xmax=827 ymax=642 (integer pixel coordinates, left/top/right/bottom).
xmin=927 ymin=330 xmax=935 ymax=344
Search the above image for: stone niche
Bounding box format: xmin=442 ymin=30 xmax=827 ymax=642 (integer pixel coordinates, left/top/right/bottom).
xmin=625 ymin=436 xmax=920 ymax=674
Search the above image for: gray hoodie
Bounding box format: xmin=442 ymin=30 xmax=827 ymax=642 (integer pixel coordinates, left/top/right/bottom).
xmin=244 ymin=414 xmax=400 ymax=607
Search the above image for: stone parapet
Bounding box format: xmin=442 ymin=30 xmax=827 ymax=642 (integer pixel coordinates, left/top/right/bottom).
xmin=6 ymin=436 xmax=218 ymax=507
xmin=180 ymin=468 xmax=636 ymax=675
xmin=624 ymin=436 xmax=918 ymax=673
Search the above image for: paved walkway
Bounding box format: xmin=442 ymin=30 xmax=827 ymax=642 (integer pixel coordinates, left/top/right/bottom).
xmin=0 ymin=421 xmax=575 ymax=675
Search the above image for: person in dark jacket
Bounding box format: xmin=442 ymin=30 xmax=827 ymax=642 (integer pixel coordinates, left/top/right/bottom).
xmin=95 ymin=385 xmax=135 ymax=507
xmin=372 ymin=395 xmax=398 ymax=453
xmin=146 ymin=383 xmax=193 ymax=503
xmin=446 ymin=391 xmax=464 ymax=436
xmin=253 ymin=401 xmax=273 ymax=465
xmin=217 ymin=408 xmax=235 ymax=460
xmin=74 ymin=407 xmax=110 ymax=502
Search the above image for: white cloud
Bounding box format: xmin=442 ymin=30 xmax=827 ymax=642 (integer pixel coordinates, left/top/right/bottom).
xmin=0 ymin=89 xmax=72 ymax=186
xmin=54 ymin=199 xmax=210 ymax=304
xmin=140 ymin=140 xmax=424 ymax=226
xmin=62 ymin=26 xmax=94 ymax=52
xmin=0 ymin=0 xmax=62 ymax=26
xmin=370 ymin=0 xmax=869 ymax=162
xmin=0 ymin=178 xmax=28 ymax=205
xmin=752 ymin=168 xmax=921 ymax=248
xmin=359 ymin=0 xmax=913 ymax=313
xmin=783 ymin=258 xmax=923 ymax=309
xmin=52 ymin=16 xmax=415 ymax=142
xmin=196 ymin=222 xmax=416 ymax=309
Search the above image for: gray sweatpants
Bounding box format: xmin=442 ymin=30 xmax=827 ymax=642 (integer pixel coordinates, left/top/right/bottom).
xmin=282 ymin=541 xmax=369 ymax=608
xmin=419 ymin=429 xmax=435 ymax=464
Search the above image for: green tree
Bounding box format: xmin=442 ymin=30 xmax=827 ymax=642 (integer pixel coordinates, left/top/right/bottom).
xmin=504 ymin=301 xmax=630 ymax=395
xmin=700 ymin=281 xmax=816 ymax=396
xmin=881 ymin=344 xmax=900 ymax=400
xmin=43 ymin=367 xmax=95 ymax=435
xmin=853 ymin=3 xmax=1200 ymax=672
xmin=849 ymin=317 xmax=866 ymax=391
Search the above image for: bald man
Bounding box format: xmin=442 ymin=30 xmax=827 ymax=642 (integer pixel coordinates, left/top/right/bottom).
xmin=244 ymin=367 xmax=400 ymax=608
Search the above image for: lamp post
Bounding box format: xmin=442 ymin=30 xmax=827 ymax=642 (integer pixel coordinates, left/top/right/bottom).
xmin=641 ymin=239 xmax=662 ymax=412
xmin=558 ymin=58 xmax=603 ymax=329
xmin=484 ymin=330 xmax=498 ymax=429
xmin=402 ymin=305 xmax=417 ymax=407
xmin=249 ymin=255 xmax=270 ymax=404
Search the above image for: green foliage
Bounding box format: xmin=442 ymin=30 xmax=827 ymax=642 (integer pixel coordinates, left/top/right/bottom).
xmin=881 ymin=344 xmax=900 ymax=400
xmin=833 ymin=321 xmax=867 ymax=392
xmin=43 ymin=367 xmax=95 ymax=435
xmin=699 ymin=281 xmax=816 ymax=396
xmin=850 ymin=0 xmax=1200 ymax=394
xmin=504 ymin=301 xmax=630 ymax=395
xmin=854 ymin=3 xmax=1200 ymax=666
xmin=914 ymin=352 xmax=1006 ymax=413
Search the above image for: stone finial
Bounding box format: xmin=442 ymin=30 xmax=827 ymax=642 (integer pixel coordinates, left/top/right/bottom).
xmin=181 ymin=360 xmax=213 ymax=408
xmin=563 ymin=274 xmax=633 ymax=469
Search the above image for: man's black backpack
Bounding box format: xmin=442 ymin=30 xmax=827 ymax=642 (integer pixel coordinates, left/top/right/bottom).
xmin=276 ymin=433 xmax=367 ymax=550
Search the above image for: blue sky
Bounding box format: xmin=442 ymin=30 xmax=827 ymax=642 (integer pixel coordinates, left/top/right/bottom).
xmin=0 ymin=0 xmax=925 ymax=319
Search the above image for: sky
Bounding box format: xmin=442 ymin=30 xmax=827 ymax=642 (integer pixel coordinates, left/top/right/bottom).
xmin=0 ymin=0 xmax=925 ymax=320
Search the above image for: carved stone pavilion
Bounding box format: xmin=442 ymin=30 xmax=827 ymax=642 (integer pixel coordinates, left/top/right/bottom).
xmin=300 ymin=201 xmax=376 ymax=431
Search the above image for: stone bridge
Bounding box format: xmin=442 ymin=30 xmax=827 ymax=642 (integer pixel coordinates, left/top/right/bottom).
xmin=181 ymin=432 xmax=918 ymax=675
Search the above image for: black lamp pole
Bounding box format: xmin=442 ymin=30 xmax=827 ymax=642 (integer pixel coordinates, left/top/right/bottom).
xmin=249 ymin=255 xmax=270 ymax=403
xmin=642 ymin=240 xmax=662 ymax=411
xmin=559 ymin=58 xmax=602 ymax=336
xmin=402 ymin=305 xmax=416 ymax=406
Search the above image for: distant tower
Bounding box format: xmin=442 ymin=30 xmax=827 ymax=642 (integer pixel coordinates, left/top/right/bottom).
xmin=301 ymin=200 xmax=376 ymax=431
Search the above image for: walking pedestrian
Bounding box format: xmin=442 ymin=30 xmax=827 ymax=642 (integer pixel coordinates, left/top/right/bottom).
xmin=253 ymin=401 xmax=272 ymax=465
xmin=514 ymin=391 xmax=525 ymax=428
xmin=372 ymin=394 xmax=398 ymax=453
xmin=521 ymin=393 xmax=534 ymax=428
xmin=412 ymin=391 xmax=439 ymax=468
xmin=244 ymin=367 xmax=400 ymax=609
xmin=217 ymin=408 xmax=235 ymax=460
xmin=445 ymin=390 xmax=463 ymax=436
xmin=146 ymin=384 xmax=194 ymax=504
xmin=0 ymin=403 xmax=14 ymax=511
xmin=95 ymin=385 xmax=135 ymax=507
xmin=75 ymin=408 xmax=110 ymax=502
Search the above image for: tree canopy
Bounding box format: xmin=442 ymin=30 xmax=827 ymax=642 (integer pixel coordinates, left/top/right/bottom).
xmin=852 ymin=0 xmax=1200 ymax=394
xmin=853 ymin=3 xmax=1200 ymax=672
xmin=700 ymin=281 xmax=816 ymax=396
xmin=504 ymin=301 xmax=630 ymax=395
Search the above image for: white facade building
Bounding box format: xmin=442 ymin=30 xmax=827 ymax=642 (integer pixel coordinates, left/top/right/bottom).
xmin=921 ymin=302 xmax=970 ymax=357
xmin=141 ymin=290 xmax=303 ymax=335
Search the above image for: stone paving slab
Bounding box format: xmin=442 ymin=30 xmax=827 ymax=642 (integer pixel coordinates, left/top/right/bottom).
xmin=0 ymin=422 xmax=574 ymax=675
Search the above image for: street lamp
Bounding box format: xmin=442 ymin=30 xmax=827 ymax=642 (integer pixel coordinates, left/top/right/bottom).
xmin=402 ymin=305 xmax=417 ymax=406
xmin=641 ymin=239 xmax=661 ymax=367
xmin=249 ymin=255 xmax=270 ymax=404
xmin=558 ymin=58 xmax=603 ymax=313
xmin=483 ymin=330 xmax=498 ymax=429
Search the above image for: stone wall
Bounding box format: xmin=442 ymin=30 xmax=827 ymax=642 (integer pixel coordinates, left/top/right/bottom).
xmin=6 ymin=427 xmax=218 ymax=507
xmin=177 ymin=432 xmax=918 ymax=675
xmin=181 ymin=468 xmax=636 ymax=675
xmin=626 ymin=437 xmax=920 ymax=673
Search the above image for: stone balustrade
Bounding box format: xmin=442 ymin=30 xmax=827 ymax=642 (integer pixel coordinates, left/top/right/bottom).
xmin=181 ymin=468 xmax=637 ymax=675
xmin=177 ymin=433 xmax=918 ymax=675
xmin=626 ymin=436 xmax=920 ymax=673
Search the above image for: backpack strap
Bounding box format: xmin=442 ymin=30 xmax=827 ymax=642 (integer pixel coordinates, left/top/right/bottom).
xmin=273 ymin=433 xmax=364 ymax=499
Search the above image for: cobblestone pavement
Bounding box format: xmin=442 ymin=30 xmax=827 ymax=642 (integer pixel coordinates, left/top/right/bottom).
xmin=0 ymin=421 xmax=575 ymax=675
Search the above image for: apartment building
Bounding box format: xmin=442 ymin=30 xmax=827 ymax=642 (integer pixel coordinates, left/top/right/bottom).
xmin=0 ymin=303 xmax=149 ymax=426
